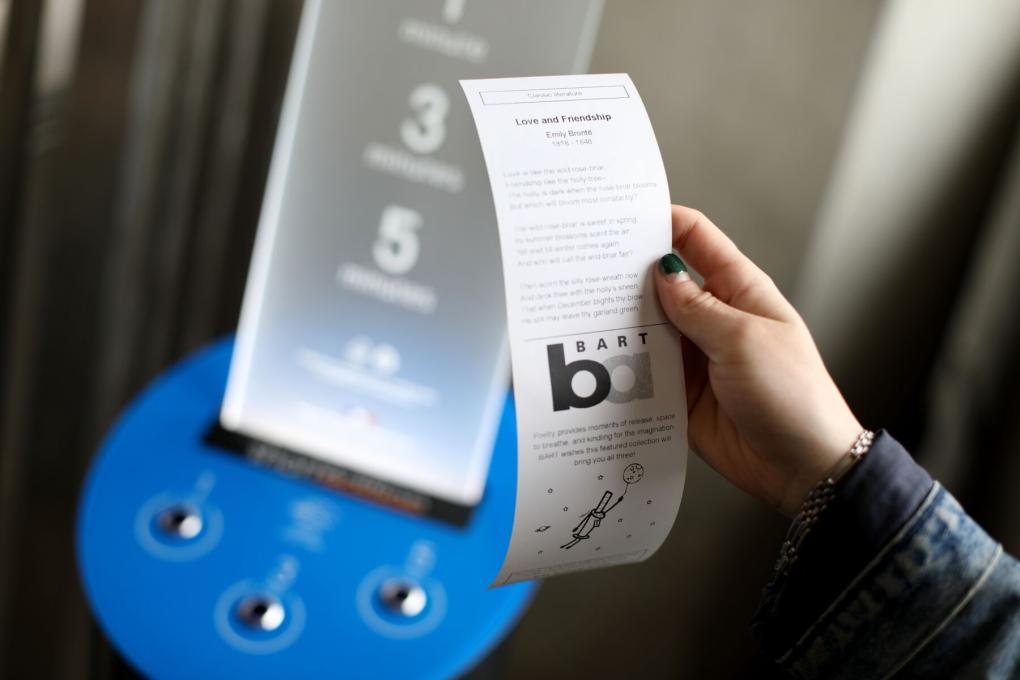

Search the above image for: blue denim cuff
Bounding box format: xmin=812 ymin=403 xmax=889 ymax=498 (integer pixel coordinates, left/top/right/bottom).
xmin=752 ymin=430 xmax=933 ymax=658
xmin=777 ymin=485 xmax=1005 ymax=678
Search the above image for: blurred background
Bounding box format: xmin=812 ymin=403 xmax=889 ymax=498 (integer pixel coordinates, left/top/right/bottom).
xmin=2 ymin=0 xmax=1019 ymax=677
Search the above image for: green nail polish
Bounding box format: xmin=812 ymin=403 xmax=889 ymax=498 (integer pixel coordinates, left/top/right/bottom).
xmin=659 ymin=253 xmax=687 ymax=275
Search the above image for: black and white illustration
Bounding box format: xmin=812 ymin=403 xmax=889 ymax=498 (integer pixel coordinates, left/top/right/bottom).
xmin=560 ymin=463 xmax=644 ymax=549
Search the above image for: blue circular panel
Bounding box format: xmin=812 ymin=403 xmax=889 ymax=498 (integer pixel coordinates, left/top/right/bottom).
xmin=76 ymin=339 xmax=533 ymax=679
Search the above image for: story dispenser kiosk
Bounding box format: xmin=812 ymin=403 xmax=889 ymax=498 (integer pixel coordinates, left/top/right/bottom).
xmin=75 ymin=1 xmax=604 ymax=677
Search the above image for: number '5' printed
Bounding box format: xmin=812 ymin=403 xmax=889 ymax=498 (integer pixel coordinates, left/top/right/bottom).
xmin=373 ymin=205 xmax=422 ymax=275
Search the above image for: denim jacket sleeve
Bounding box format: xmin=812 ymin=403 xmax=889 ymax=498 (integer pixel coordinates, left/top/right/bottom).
xmin=752 ymin=431 xmax=1020 ymax=679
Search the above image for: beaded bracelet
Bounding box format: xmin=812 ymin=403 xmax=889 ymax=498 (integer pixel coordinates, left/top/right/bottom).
xmin=774 ymin=430 xmax=876 ymax=576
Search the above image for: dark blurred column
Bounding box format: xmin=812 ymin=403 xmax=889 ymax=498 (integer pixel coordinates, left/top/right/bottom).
xmin=796 ymin=1 xmax=1020 ymax=446
xmin=0 ymin=1 xmax=141 ymax=676
xmin=0 ymin=0 xmax=302 ymax=677
xmin=0 ymin=1 xmax=45 ymax=572
xmin=922 ymin=128 xmax=1020 ymax=554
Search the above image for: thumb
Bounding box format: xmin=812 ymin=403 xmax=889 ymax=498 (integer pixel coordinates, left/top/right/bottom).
xmin=654 ymin=253 xmax=749 ymax=361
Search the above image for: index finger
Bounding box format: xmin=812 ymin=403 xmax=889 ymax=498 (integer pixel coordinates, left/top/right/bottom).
xmin=670 ymin=205 xmax=795 ymax=321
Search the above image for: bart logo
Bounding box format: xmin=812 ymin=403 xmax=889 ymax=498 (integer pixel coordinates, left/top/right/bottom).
xmin=547 ymin=340 xmax=654 ymax=411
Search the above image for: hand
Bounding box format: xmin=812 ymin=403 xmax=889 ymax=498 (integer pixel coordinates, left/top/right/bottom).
xmin=654 ymin=206 xmax=862 ymax=517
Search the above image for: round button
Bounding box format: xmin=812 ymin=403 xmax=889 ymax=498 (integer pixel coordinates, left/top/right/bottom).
xmin=356 ymin=568 xmax=447 ymax=638
xmin=215 ymin=581 xmax=306 ymax=653
xmin=157 ymin=505 xmax=203 ymax=540
xmin=377 ymin=579 xmax=427 ymax=618
xmin=235 ymin=594 xmax=286 ymax=632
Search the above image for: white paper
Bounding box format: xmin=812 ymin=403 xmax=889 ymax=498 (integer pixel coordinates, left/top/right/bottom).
xmin=461 ymin=74 xmax=688 ymax=586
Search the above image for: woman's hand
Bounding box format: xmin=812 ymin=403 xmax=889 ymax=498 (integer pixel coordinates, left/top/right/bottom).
xmin=654 ymin=206 xmax=862 ymax=517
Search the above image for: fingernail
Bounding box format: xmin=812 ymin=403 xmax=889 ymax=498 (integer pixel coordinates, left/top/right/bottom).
xmin=659 ymin=253 xmax=689 ymax=279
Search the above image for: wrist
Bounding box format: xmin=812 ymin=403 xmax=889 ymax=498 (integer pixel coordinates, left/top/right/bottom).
xmin=775 ymin=429 xmax=876 ymax=574
xmin=778 ymin=415 xmax=865 ymax=517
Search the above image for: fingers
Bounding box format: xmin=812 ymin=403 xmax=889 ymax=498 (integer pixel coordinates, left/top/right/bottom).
xmin=670 ymin=206 xmax=796 ymax=322
xmin=655 ymin=254 xmax=752 ymax=361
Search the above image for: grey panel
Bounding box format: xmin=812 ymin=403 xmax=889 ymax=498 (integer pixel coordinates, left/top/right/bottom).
xmin=222 ymin=0 xmax=603 ymax=505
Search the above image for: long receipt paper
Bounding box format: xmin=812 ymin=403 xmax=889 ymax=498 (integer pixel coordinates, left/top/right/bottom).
xmin=461 ymin=74 xmax=688 ymax=586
